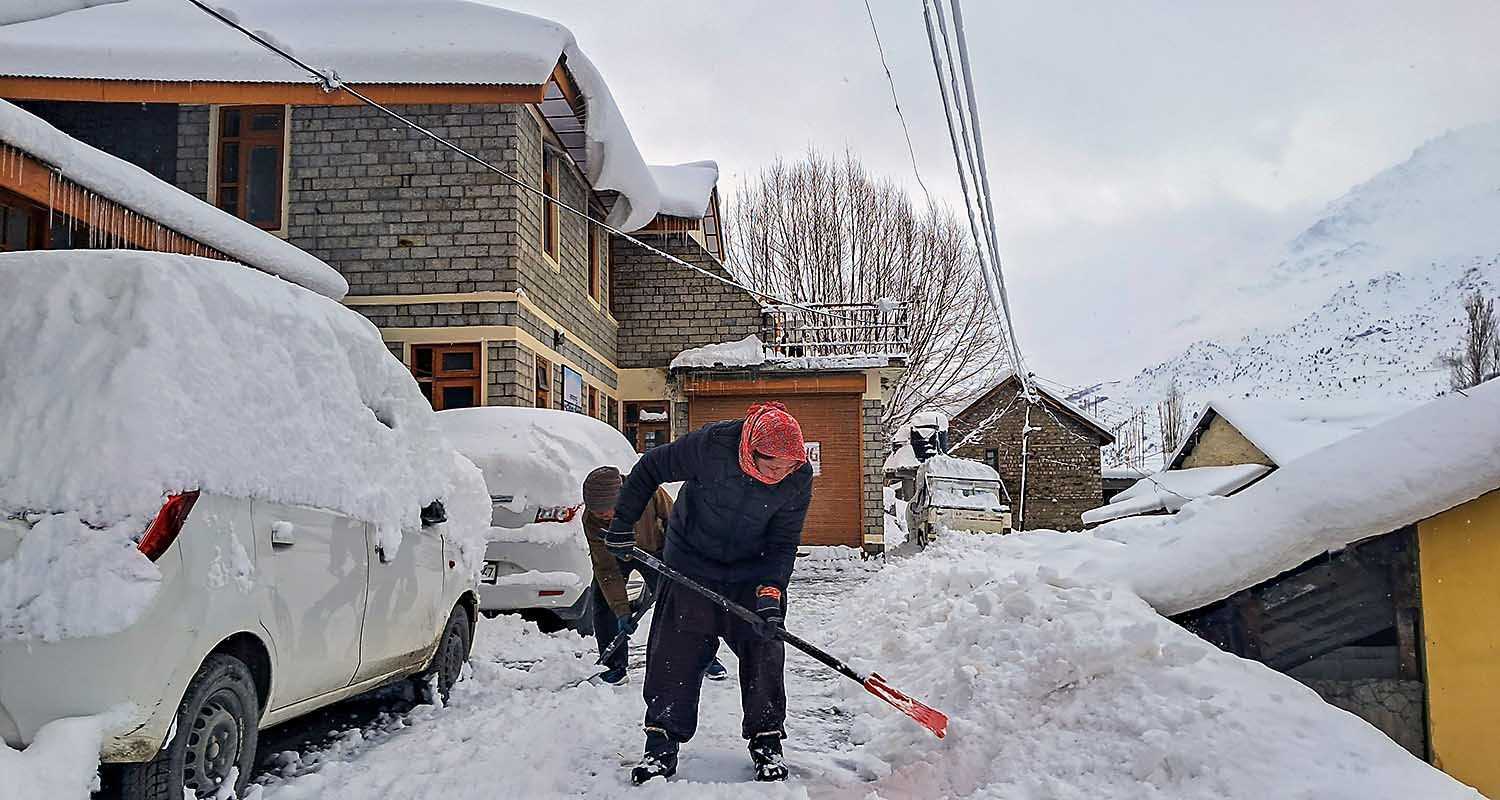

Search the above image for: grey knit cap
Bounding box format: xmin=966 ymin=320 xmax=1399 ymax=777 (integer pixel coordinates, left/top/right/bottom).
xmin=582 ymin=466 xmax=623 ymax=514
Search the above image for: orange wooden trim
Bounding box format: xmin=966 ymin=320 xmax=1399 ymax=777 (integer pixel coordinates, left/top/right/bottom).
xmin=681 ymin=373 xmax=867 ymax=396
xmin=0 ymin=77 xmax=547 ymax=106
xmin=1 ymin=146 xmax=227 ymax=258
xmin=550 ymin=63 xmax=582 ymax=112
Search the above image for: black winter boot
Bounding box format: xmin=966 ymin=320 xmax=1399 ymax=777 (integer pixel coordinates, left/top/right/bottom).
xmin=631 ymin=733 xmax=678 ymax=785
xmin=749 ymin=734 xmax=788 ymax=782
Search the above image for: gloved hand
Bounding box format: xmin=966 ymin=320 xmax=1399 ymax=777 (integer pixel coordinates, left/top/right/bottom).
xmin=605 ymin=518 xmax=635 ymax=559
xmin=754 ymin=585 xmax=784 ymax=640
xmin=617 ymin=615 xmax=638 ymax=636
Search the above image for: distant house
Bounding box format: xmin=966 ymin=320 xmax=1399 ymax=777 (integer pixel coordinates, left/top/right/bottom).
xmin=1083 ymin=398 xmax=1405 ymax=526
xmin=948 ymin=374 xmax=1116 ymax=531
xmin=1158 ymin=383 xmax=1500 ymax=793
xmin=1168 ymin=398 xmax=1402 ymax=470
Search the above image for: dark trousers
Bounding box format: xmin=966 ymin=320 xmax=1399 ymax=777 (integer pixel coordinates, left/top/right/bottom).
xmin=590 ymin=556 xmax=659 ymax=673
xmin=643 ymin=578 xmax=786 ymax=744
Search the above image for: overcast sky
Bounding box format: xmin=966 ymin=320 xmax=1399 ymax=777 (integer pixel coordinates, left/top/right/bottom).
xmin=504 ymin=0 xmax=1500 ymax=387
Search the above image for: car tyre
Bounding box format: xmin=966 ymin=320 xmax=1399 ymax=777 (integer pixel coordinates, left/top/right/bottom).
xmin=116 ymin=654 xmax=259 ymax=800
xmin=415 ymin=605 xmax=472 ymax=705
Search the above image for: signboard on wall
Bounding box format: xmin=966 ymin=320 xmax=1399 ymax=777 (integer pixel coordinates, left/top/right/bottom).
xmin=562 ymin=366 xmax=584 ymax=413
xmin=805 ymin=441 xmax=822 ymax=476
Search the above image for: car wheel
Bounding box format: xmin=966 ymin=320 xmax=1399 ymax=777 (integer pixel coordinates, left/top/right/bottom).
xmin=415 ymin=605 xmax=472 ymax=705
xmin=116 ymin=654 xmax=259 ymax=800
xmin=531 ymin=611 xmax=567 ymax=635
xmin=916 ymin=524 xmax=930 ymax=549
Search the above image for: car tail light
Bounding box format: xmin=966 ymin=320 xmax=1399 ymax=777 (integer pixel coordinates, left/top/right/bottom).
xmin=137 ymin=491 xmax=200 ymax=562
xmin=538 ymin=590 xmax=565 ymax=598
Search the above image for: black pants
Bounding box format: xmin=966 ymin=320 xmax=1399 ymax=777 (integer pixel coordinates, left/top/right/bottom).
xmin=643 ymin=578 xmax=786 ymax=744
xmin=590 ymin=556 xmax=660 ymax=673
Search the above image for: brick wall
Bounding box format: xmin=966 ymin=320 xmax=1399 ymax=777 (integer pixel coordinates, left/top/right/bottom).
xmin=19 ymin=101 xmax=180 ymax=184
xmin=611 ymin=234 xmax=763 ymax=369
xmin=862 ymin=399 xmax=886 ymax=548
xmin=510 ymin=108 xmax=617 ymax=366
xmin=950 ymin=382 xmax=1107 ymax=531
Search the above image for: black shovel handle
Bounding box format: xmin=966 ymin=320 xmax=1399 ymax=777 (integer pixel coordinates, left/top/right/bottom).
xmin=628 ymin=548 xmax=868 ymax=686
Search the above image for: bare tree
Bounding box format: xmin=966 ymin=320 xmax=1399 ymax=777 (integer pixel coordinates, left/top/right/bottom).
xmin=724 ymin=149 xmax=1006 ymax=432
xmin=1440 ymin=290 xmax=1500 ymax=391
xmin=1103 ymin=408 xmax=1149 ymax=472
xmin=1156 ymin=380 xmax=1188 ymax=457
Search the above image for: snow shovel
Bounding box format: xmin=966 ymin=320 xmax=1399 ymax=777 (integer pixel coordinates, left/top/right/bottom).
xmin=596 ymin=585 xmax=656 ymax=667
xmin=630 ymin=548 xmax=949 ymax=739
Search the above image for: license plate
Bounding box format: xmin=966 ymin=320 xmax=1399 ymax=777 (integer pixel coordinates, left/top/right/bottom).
xmin=480 ymin=562 xmax=499 ymax=583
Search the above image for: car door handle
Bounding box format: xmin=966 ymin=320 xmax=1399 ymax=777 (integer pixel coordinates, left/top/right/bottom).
xmin=270 ymin=521 xmax=296 ymax=547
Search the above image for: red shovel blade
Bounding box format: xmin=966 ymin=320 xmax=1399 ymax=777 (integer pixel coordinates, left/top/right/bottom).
xmin=862 ymin=673 xmax=949 ymax=739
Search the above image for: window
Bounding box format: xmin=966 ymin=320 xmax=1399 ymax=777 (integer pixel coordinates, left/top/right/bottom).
xmin=541 ymin=151 xmax=560 ymax=263
xmin=411 ymin=343 xmax=481 ymax=411
xmin=587 ymin=385 xmax=599 ymax=419
xmin=0 ymin=190 xmax=45 ymax=251
xmin=534 ymin=356 xmax=553 ymax=409
xmin=984 ymin=448 xmax=1000 ymax=474
xmin=624 ymin=401 xmax=671 ymax=453
xmin=216 ymin=106 xmax=287 ymax=230
xmin=588 ymin=216 xmax=609 ymax=304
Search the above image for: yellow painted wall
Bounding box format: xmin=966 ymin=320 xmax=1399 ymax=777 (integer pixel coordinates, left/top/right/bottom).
xmin=1180 ymin=415 xmax=1275 ymax=469
xmin=1419 ymin=488 xmax=1500 ymax=796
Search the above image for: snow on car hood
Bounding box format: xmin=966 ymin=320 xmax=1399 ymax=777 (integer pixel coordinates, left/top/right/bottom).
xmin=0 ymin=251 xmax=490 ymax=639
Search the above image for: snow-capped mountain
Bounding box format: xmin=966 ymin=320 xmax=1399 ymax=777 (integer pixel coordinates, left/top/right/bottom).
xmin=1077 ymin=121 xmax=1500 ymax=462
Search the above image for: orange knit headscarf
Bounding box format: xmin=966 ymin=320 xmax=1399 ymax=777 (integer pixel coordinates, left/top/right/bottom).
xmin=739 ymin=402 xmax=807 ymax=485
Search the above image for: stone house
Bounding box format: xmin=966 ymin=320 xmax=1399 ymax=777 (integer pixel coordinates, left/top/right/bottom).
xmin=948 ymin=374 xmax=1115 ymax=531
xmin=0 ymin=2 xmax=742 ymax=427
xmin=0 ymin=2 xmax=905 ymax=551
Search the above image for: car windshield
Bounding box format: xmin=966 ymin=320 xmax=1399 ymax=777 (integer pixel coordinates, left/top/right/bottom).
xmin=926 ymin=478 xmax=1005 ymax=512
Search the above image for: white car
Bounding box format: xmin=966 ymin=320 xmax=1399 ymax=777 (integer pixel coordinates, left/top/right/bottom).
xmin=435 ymin=407 xmax=644 ymax=633
xmin=0 ymin=251 xmax=490 ymax=800
xmin=907 ymin=455 xmax=1013 ymax=546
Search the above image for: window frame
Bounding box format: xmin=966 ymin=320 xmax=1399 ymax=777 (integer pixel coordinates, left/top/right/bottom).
xmin=214 ymin=105 xmax=288 ymax=231
xmin=0 ymin=189 xmax=48 ymax=251
xmin=534 ymin=355 xmax=553 ymax=409
xmin=410 ymin=343 xmax=482 ymax=411
xmin=540 ymin=149 xmax=560 ymax=267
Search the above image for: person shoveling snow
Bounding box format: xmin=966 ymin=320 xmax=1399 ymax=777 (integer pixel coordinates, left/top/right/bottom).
xmin=604 ymin=402 xmax=814 ymax=783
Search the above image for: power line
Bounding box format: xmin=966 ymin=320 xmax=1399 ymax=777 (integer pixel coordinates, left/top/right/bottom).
xmin=862 ymin=0 xmax=932 ymax=208
xmin=183 ymin=0 xmax=859 ymax=323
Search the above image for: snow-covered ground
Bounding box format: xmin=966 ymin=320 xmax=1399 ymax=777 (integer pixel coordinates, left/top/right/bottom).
xmin=236 ymin=534 xmax=1477 ymax=800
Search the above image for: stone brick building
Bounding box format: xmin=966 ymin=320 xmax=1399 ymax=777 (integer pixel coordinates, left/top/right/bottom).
xmin=949 ymin=374 xmax=1116 ymax=531
xmin=0 ymin=1 xmax=904 ymax=551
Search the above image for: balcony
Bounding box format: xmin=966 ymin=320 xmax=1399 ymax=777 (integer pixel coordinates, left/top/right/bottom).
xmin=762 ymin=301 xmax=909 ymax=363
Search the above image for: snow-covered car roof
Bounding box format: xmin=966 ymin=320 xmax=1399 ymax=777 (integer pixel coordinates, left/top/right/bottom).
xmin=917 ymin=454 xmax=1001 ymax=483
xmin=0 ymin=0 xmax=715 ymax=231
xmin=0 ymin=249 xmax=487 ymax=559
xmin=434 ymin=406 xmax=638 ymax=518
xmin=0 ymin=99 xmax=348 ymax=299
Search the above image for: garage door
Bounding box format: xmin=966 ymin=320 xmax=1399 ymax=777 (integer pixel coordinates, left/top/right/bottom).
xmin=689 ymin=393 xmax=863 ymax=548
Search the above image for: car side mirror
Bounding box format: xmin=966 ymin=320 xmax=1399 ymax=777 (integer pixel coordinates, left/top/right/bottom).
xmin=421 ymin=500 xmax=447 ymax=527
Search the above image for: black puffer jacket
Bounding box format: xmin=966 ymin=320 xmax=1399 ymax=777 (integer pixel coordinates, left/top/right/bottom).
xmin=610 ymin=419 xmax=813 ymax=590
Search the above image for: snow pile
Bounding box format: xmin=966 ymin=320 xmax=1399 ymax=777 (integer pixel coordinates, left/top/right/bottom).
xmin=1175 ymin=397 xmax=1407 ymax=466
xmin=434 ymin=406 xmax=638 ymax=544
xmin=0 ymin=514 xmax=159 ymax=642
xmin=0 ymin=710 xmax=127 ymax=800
xmin=0 ymin=1 xmax=711 ymax=231
xmin=670 ymin=334 xmax=766 ymax=370
xmin=0 ymin=250 xmax=489 ymax=639
xmin=825 ymin=534 xmax=1482 ymax=799
xmin=883 ymin=443 xmax=920 ymax=473
xmin=648 ymin=160 xmax=719 ymax=218
xmin=0 ymin=0 xmax=124 ymax=25
xmin=883 ymin=485 xmax=909 ymax=548
xmin=0 ymin=100 xmax=347 ymax=299
xmin=1081 ymin=463 xmax=1270 ymax=525
xmin=1069 ymin=378 xmax=1500 ymax=615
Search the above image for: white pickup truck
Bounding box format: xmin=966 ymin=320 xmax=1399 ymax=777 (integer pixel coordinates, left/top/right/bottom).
xmin=906 ymin=455 xmax=1013 ymax=547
